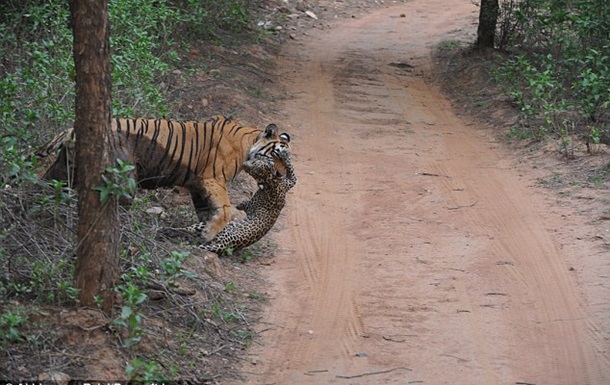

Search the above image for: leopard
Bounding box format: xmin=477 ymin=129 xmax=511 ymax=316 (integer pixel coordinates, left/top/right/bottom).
xmin=187 ymin=141 xmax=296 ymax=254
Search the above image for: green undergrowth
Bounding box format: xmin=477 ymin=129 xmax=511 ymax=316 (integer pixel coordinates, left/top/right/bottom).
xmin=0 ymin=0 xmax=260 ymax=186
xmin=1 ymin=0 xmax=278 ymax=380
xmin=0 ymin=183 xmax=271 ymax=380
xmin=492 ymin=0 xmax=609 ymax=147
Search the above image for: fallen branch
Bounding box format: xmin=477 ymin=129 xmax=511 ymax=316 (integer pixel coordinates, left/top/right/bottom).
xmin=447 ymin=200 xmax=478 ymax=210
xmin=440 ymin=353 xmax=468 ymax=362
xmin=382 ymin=334 xmax=417 ymax=342
xmin=304 ymin=369 xmax=329 ymax=376
xmin=420 ymin=172 xmax=451 ymax=178
xmin=336 ymin=367 xmax=411 ymax=379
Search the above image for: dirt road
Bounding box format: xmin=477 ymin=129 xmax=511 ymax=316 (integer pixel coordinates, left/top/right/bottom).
xmin=240 ymin=1 xmax=610 ymax=384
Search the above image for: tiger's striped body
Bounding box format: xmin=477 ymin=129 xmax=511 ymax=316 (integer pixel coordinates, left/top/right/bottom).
xmin=38 ymin=116 xmax=290 ymax=241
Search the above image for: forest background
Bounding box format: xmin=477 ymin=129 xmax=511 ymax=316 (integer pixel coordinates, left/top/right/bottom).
xmin=0 ymin=0 xmax=608 ymax=382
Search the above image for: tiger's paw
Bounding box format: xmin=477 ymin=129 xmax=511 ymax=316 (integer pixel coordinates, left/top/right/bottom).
xmin=196 ymin=224 xmax=218 ymax=243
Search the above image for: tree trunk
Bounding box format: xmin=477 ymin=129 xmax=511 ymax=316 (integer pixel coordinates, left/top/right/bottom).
xmin=70 ymin=0 xmax=119 ymax=314
xmin=476 ymin=0 xmax=499 ymax=49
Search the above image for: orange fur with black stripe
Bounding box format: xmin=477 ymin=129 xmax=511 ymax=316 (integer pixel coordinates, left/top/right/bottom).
xmin=38 ymin=115 xmax=290 ymax=240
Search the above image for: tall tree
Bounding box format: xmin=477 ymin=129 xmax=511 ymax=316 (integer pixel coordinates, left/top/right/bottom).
xmin=70 ymin=0 xmax=119 ymax=314
xmin=476 ymin=0 xmax=499 ymax=48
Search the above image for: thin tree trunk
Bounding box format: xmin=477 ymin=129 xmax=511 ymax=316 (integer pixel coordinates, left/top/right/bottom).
xmin=70 ymin=0 xmax=119 ymax=314
xmin=476 ymin=0 xmax=499 ymax=49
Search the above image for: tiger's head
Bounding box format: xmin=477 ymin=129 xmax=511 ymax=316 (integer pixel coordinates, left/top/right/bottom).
xmin=248 ymin=123 xmax=290 ymax=160
xmin=247 ymin=123 xmax=291 ymax=176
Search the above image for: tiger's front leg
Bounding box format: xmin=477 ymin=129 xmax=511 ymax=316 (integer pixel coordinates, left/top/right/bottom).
xmin=190 ymin=179 xmax=232 ymax=242
xmin=190 ymin=190 xmax=215 ymax=223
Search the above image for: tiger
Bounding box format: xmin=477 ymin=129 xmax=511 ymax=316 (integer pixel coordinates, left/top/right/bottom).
xmin=36 ymin=115 xmax=291 ymax=241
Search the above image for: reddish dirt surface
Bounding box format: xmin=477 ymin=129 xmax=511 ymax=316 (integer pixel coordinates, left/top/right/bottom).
xmin=236 ymin=0 xmax=610 ymax=384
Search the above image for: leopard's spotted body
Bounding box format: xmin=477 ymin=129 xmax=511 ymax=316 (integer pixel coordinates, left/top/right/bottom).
xmin=190 ymin=144 xmax=296 ymax=254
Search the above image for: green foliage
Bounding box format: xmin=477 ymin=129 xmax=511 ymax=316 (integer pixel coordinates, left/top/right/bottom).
xmin=587 ymin=162 xmax=610 ymax=185
xmin=224 ymin=281 xmax=237 ymax=292
xmin=438 ymin=39 xmax=466 ymax=51
xmin=202 ymin=0 xmax=251 ymax=33
xmin=0 ymin=133 xmax=39 ymax=185
xmin=48 ymin=178 xmax=74 ymax=206
xmin=0 ymin=309 xmax=27 ymax=344
xmin=0 ymin=0 xmax=257 ymax=185
xmin=108 ymin=0 xmax=180 ymax=118
xmin=182 ymin=0 xmax=253 ymax=38
xmin=114 ymin=282 xmax=148 ymax=348
xmin=247 ymin=290 xmax=268 ymax=302
xmin=0 ymin=0 xmax=260 ymax=378
xmin=126 ymin=358 xmax=167 ymax=382
xmin=95 ymin=158 xmax=137 ymax=205
xmin=239 ymin=249 xmax=254 ymax=262
xmin=210 ymin=302 xmax=247 ymax=324
xmin=161 ymin=250 xmax=196 ymax=284
xmin=1 ymin=252 xmax=78 ymax=305
xmin=112 ymin=247 xmax=195 ymax=350
xmin=572 ymin=48 xmax=610 ymax=121
xmin=56 ymin=280 xmax=80 ymax=304
xmin=504 ymin=126 xmax=535 ymax=141
xmin=0 ymin=73 xmax=43 ymax=185
xmin=589 ymin=126 xmax=602 ymax=145
xmin=231 ymin=328 xmax=254 ymax=345
xmin=493 ymin=0 xmax=610 ymax=141
xmin=0 ymin=2 xmax=75 ymax=184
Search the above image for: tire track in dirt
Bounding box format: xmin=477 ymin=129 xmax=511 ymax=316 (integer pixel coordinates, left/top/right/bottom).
xmin=239 ymin=1 xmax=610 ymax=384
xmin=423 ymin=112 xmax=601 ymax=384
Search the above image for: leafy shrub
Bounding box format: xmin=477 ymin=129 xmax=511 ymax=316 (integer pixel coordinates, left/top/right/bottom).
xmin=0 ymin=0 xmax=257 ymax=185
xmin=572 ymin=47 xmax=610 ymax=122
xmin=0 ymin=309 xmax=27 ymax=344
xmin=493 ymin=0 xmax=609 ymax=141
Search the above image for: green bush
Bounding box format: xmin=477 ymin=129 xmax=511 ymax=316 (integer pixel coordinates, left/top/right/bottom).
xmin=0 ymin=309 xmax=27 ymax=344
xmin=493 ymin=0 xmax=609 ymax=141
xmin=0 ymin=0 xmax=257 ymax=184
xmin=572 ymin=47 xmax=610 ymax=122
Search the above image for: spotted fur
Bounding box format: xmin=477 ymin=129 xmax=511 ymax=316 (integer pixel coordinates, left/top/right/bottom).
xmin=189 ymin=143 xmax=296 ymax=254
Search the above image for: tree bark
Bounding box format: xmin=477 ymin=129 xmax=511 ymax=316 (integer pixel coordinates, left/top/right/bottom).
xmin=476 ymin=0 xmax=499 ymax=49
xmin=70 ymin=0 xmax=119 ymax=314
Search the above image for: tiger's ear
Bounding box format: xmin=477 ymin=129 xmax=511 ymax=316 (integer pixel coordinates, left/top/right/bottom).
xmin=264 ymin=123 xmax=278 ymax=138
xmin=280 ymin=133 xmax=291 ymax=143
